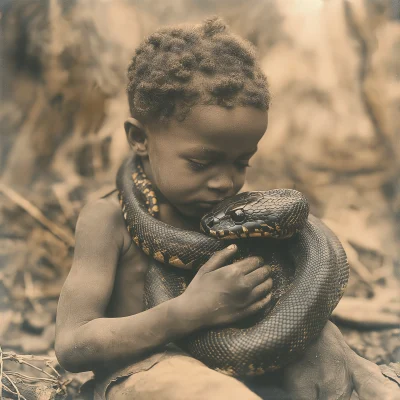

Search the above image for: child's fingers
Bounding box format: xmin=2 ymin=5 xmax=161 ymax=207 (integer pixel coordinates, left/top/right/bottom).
xmin=232 ymin=256 xmax=265 ymax=275
xmin=199 ymin=245 xmax=238 ymax=273
xmin=244 ymin=265 xmax=272 ymax=287
xmin=242 ymin=292 xmax=272 ymax=317
xmin=249 ymin=278 xmax=273 ymax=302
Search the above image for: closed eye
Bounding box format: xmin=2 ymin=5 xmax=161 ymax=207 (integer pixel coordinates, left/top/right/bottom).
xmin=188 ymin=160 xmax=251 ymax=172
xmin=188 ymin=160 xmax=210 ymax=171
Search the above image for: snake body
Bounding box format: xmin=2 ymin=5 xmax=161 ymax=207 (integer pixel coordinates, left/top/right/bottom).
xmin=116 ymin=156 xmax=349 ymax=376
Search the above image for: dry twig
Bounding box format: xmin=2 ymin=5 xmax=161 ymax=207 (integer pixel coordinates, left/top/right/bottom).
xmin=0 ymin=351 xmax=68 ymax=400
xmin=0 ymin=183 xmax=75 ymax=248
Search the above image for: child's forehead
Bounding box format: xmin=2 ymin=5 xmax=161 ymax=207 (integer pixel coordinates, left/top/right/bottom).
xmin=155 ymin=105 xmax=267 ymax=132
xmin=182 ymin=145 xmax=258 ymax=160
xmin=150 ymin=105 xmax=267 ymax=155
xmin=173 ymin=105 xmax=267 ymax=140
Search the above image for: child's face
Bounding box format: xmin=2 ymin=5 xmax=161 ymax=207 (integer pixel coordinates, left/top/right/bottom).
xmin=131 ymin=105 xmax=268 ymax=219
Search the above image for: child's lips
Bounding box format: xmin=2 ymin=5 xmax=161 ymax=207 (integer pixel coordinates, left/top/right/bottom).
xmin=196 ymin=200 xmax=223 ymax=209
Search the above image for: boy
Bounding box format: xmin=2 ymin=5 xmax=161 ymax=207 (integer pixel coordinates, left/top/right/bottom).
xmin=55 ymin=17 xmax=396 ymax=400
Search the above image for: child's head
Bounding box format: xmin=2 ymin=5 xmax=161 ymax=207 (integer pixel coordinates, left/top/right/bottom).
xmin=125 ymin=17 xmax=270 ymax=219
xmin=126 ymin=16 xmax=270 ymax=123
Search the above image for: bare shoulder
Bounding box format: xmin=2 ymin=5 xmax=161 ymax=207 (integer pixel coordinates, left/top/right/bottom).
xmin=75 ymin=190 xmax=132 ymax=256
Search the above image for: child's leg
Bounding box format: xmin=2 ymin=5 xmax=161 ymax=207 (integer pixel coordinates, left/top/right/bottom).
xmin=104 ymin=353 xmax=261 ymax=400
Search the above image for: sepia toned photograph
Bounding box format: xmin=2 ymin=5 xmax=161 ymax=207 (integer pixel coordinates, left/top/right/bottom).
xmin=0 ymin=0 xmax=399 ymax=399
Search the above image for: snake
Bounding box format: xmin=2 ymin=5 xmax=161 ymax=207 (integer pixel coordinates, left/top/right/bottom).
xmin=116 ymin=155 xmax=349 ymax=377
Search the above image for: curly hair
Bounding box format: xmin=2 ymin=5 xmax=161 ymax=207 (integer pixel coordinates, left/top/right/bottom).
xmin=126 ymin=17 xmax=270 ymax=123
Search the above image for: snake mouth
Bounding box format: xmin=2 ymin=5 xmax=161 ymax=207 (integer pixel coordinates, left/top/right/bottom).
xmin=200 ymin=215 xmax=218 ymax=234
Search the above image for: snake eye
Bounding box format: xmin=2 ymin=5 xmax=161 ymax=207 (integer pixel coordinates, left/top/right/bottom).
xmin=230 ymin=209 xmax=246 ymax=223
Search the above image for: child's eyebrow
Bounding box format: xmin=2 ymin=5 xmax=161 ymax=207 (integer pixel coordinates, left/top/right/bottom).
xmin=186 ymin=147 xmax=257 ymax=159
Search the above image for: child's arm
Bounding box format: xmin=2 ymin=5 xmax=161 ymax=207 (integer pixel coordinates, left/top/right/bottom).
xmin=55 ymin=199 xmax=273 ymax=373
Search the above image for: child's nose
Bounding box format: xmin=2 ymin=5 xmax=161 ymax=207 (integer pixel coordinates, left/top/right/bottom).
xmin=207 ymin=173 xmax=235 ymax=194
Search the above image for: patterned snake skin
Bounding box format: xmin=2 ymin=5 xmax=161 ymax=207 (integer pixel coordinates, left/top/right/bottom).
xmin=116 ymin=156 xmax=349 ymax=376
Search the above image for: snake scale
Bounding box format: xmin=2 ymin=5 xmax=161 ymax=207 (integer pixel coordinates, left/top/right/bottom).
xmin=116 ymin=156 xmax=349 ymax=376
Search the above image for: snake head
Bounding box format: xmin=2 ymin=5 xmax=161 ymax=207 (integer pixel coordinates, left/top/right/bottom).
xmin=200 ymin=190 xmax=309 ymax=240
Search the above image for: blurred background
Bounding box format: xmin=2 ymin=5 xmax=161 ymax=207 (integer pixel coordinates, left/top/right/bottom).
xmin=0 ymin=0 xmax=399 ymax=398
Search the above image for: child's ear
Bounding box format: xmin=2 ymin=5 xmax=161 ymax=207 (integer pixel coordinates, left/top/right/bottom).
xmin=124 ymin=118 xmax=148 ymax=156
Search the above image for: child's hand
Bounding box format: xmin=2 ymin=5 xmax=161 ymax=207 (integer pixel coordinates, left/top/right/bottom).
xmin=177 ymin=245 xmax=273 ymax=329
